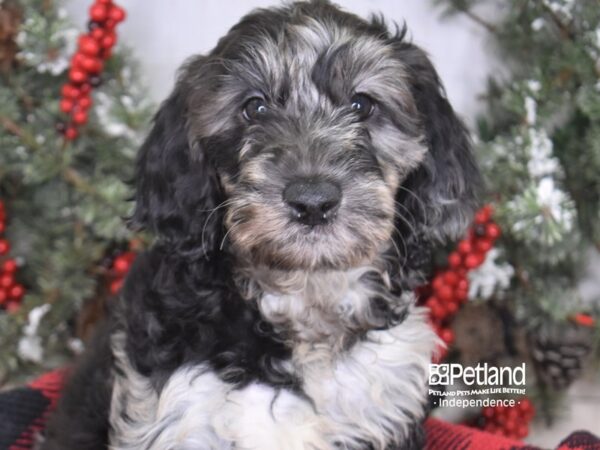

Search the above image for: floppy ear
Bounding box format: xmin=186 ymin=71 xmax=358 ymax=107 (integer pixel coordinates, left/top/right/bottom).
xmin=395 ymin=42 xmax=481 ymax=243
xmin=130 ymin=77 xmax=224 ymax=256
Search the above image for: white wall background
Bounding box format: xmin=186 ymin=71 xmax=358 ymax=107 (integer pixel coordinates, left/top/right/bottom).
xmin=65 ymin=0 xmax=496 ymax=124
xmin=63 ymin=1 xmax=599 ymax=446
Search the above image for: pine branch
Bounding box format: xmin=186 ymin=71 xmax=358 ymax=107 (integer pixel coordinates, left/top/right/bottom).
xmin=0 ymin=114 xmax=40 ymax=149
xmin=438 ymin=0 xmax=497 ymax=33
xmin=460 ymin=7 xmax=497 ymax=33
xmin=540 ymin=2 xmax=575 ymax=41
xmin=61 ymin=167 xmax=123 ymax=216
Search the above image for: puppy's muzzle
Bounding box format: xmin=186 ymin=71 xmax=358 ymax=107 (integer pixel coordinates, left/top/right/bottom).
xmin=283 ymin=178 xmax=342 ymax=226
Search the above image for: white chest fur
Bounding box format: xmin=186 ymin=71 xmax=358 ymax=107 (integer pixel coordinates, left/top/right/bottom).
xmin=109 ymin=269 xmax=437 ymax=450
xmin=109 ymin=311 xmax=435 ymax=450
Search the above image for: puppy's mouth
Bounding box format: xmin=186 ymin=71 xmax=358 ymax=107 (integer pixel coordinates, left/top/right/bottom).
xmin=225 ymin=205 xmax=394 ymax=272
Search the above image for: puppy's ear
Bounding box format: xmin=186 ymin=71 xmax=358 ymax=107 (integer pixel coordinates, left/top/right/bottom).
xmin=395 ymin=42 xmax=481 ymax=242
xmin=130 ymin=69 xmax=223 ymax=255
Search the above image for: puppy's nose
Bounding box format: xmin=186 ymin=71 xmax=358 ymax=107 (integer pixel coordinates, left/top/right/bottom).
xmin=283 ymin=179 xmax=342 ymax=226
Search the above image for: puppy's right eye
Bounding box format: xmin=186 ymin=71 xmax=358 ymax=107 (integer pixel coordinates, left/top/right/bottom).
xmin=243 ymin=98 xmax=268 ymax=121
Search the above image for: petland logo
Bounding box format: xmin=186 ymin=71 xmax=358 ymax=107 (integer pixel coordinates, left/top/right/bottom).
xmin=429 ymin=363 xmax=526 ymax=387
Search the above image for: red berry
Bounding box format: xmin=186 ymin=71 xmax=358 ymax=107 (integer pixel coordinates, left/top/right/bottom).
xmin=65 ymin=127 xmax=78 ymax=140
xmin=0 ymin=221 xmax=5 ymax=234
xmin=474 ymin=209 xmax=490 ymax=225
xmin=457 ymin=240 xmax=473 ymax=255
xmin=59 ymin=98 xmax=74 ymax=113
xmin=448 ymin=252 xmax=462 ymax=268
xmin=426 ymin=297 xmax=445 ymax=320
xmin=9 ymin=284 xmax=24 ymax=300
xmin=507 ymin=407 xmax=519 ymax=421
xmin=102 ymin=49 xmax=113 ymax=60
xmin=0 ymin=274 xmax=14 ymax=288
xmin=79 ymin=35 xmax=101 ymax=56
xmin=104 ymin=19 xmax=116 ymax=30
xmin=61 ymin=84 xmax=80 ymax=99
xmin=81 ymin=56 xmax=103 ymax=73
xmin=445 ymin=301 xmax=458 ymax=314
xmin=108 ymin=5 xmax=126 ymax=22
xmin=89 ymin=4 xmax=108 ymax=22
xmin=443 ymin=271 xmax=459 ymax=286
xmin=91 ymin=27 xmax=106 ymax=41
xmin=516 ymin=424 xmax=529 ymax=439
xmin=71 ymin=52 xmax=86 ymax=68
xmin=504 ymin=419 xmax=516 ymax=432
xmin=2 ymin=259 xmax=17 ymax=273
xmin=464 ymin=253 xmax=484 ymax=269
xmin=69 ymin=68 xmax=88 ymax=84
xmin=0 ymin=289 xmax=6 ymax=304
xmin=78 ymin=96 xmax=93 ymax=110
xmin=0 ymin=239 xmax=10 ymax=255
xmin=475 ymin=205 xmax=493 ymax=223
xmin=486 ymin=223 xmax=501 ymax=240
xmin=72 ymin=110 xmax=88 ymax=125
xmin=432 ymin=275 xmax=445 ymax=292
xmin=80 ymin=83 xmax=92 ymax=94
xmin=518 ymin=399 xmax=532 ymax=412
xmin=113 ymin=256 xmax=131 ymax=274
xmin=572 ymin=313 xmax=595 ymax=327
xmin=437 ymin=285 xmax=454 ymax=302
xmin=440 ymin=328 xmax=454 ymax=344
xmin=109 ymin=279 xmax=123 ymax=294
xmin=454 ymin=288 xmax=468 ymax=303
xmin=476 ymin=239 xmax=493 ymax=253
xmin=101 ymin=33 xmax=117 ymax=49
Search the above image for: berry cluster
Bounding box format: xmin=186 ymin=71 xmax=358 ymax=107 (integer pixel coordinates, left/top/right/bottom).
xmin=479 ymin=399 xmax=535 ymax=440
xmin=421 ymin=205 xmax=501 ymax=360
xmin=0 ymin=201 xmax=25 ymax=312
xmin=571 ymin=312 xmax=595 ymax=327
xmin=57 ymin=0 xmax=126 ymax=140
xmin=107 ymin=250 xmax=136 ymax=294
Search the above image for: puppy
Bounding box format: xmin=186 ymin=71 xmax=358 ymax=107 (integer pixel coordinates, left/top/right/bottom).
xmin=42 ymin=1 xmax=479 ymax=449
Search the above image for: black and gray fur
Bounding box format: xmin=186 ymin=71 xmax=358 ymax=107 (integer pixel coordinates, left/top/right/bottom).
xmin=42 ymin=1 xmax=480 ymax=449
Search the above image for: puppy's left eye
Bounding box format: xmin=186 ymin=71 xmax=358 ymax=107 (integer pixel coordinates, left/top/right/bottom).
xmin=350 ymin=94 xmax=374 ymax=120
xmin=243 ymin=97 xmax=268 ymax=121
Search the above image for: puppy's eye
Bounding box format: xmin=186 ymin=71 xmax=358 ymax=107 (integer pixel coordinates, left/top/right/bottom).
xmin=243 ymin=97 xmax=268 ymax=121
xmin=350 ymin=94 xmax=374 ymax=120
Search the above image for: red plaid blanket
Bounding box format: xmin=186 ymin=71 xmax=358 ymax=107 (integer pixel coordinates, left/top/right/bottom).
xmin=0 ymin=370 xmax=598 ymax=450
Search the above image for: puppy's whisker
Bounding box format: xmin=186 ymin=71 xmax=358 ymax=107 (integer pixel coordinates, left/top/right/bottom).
xmin=397 ymin=186 xmax=429 ymax=227
xmin=393 ymin=200 xmax=418 ymax=231
xmin=201 ymin=199 xmax=234 ymax=257
xmin=390 ymin=222 xmax=408 ymax=273
xmin=393 ymin=205 xmax=418 ymax=240
xmin=198 ymin=199 xmax=235 ymax=213
xmin=220 ymin=221 xmax=239 ymax=250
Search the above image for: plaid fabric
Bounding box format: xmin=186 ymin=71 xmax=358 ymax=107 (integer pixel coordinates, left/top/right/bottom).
xmin=0 ymin=370 xmax=598 ymax=450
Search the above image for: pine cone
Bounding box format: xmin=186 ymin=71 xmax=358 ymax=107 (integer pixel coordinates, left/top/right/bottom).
xmin=452 ymin=302 xmax=507 ymax=366
xmin=528 ymin=320 xmax=593 ymax=390
xmin=0 ymin=0 xmax=21 ymax=74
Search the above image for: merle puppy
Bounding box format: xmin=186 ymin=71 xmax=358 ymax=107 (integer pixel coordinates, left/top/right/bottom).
xmin=43 ymin=1 xmax=479 ymax=449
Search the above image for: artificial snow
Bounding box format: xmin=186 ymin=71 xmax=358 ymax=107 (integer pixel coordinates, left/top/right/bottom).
xmin=468 ymin=249 xmax=514 ymax=300
xmin=527 ymin=128 xmax=559 ymax=178
xmin=17 ymin=304 xmax=51 ymax=363
xmin=536 ymin=177 xmax=575 ymax=231
xmin=525 ymin=96 xmax=537 ymax=125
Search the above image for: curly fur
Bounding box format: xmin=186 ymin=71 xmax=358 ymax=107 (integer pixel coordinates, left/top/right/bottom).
xmin=42 ymin=1 xmax=480 ymax=449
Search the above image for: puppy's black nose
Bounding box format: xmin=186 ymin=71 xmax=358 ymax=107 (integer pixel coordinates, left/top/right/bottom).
xmin=283 ymin=179 xmax=341 ymax=226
